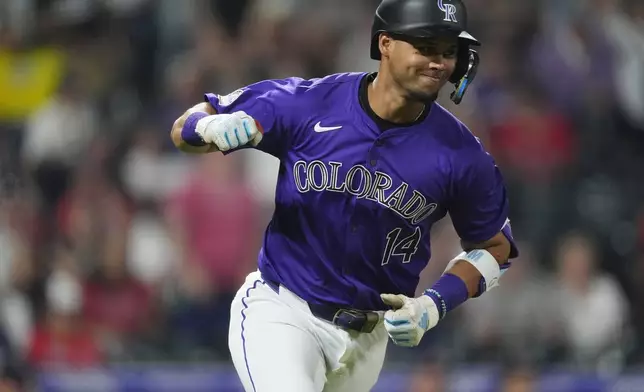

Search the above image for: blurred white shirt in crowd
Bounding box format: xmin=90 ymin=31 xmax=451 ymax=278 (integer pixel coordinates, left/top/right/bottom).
xmin=560 ymin=273 xmax=629 ymax=362
xmin=0 ymin=225 xmax=32 ymax=357
xmin=22 ymin=95 xmax=97 ymax=167
xmin=126 ymin=211 xmax=178 ymax=286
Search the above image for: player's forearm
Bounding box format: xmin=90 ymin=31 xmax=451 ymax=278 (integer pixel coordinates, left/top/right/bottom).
xmin=170 ymin=103 xmax=220 ymax=154
xmin=423 ymin=232 xmax=512 ymax=319
xmin=449 ymin=233 xmax=512 ymax=297
xmin=443 ymin=260 xmax=483 ymax=297
xmin=172 ymin=133 xmax=219 ymax=153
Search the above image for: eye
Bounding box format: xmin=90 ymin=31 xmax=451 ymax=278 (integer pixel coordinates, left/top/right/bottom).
xmin=416 ymin=46 xmax=437 ymax=56
xmin=443 ymin=48 xmax=458 ymax=58
xmin=416 ymin=46 xmax=458 ymax=58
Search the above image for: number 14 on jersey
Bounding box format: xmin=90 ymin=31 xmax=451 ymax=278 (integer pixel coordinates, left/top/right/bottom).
xmin=381 ymin=227 xmax=422 ymax=266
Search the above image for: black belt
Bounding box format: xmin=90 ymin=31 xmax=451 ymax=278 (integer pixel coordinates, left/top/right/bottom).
xmin=262 ymin=275 xmax=380 ymax=334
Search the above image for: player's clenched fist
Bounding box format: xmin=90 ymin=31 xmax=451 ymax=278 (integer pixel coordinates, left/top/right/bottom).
xmin=381 ymin=293 xmax=440 ymax=347
xmin=196 ymin=111 xmax=263 ymax=151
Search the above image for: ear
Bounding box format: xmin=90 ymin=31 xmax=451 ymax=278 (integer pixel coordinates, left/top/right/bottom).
xmin=378 ymin=33 xmax=394 ymax=59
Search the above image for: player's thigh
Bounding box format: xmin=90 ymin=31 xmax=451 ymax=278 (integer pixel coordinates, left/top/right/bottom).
xmin=228 ymin=277 xmax=326 ymax=392
xmin=323 ymin=325 xmax=389 ymax=392
xmin=231 ymin=320 xmax=327 ymax=392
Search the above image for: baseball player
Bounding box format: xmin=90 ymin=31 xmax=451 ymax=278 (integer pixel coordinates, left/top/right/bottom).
xmin=170 ymin=0 xmax=518 ymax=391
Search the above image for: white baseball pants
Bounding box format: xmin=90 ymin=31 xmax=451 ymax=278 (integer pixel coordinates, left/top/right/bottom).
xmin=228 ymin=271 xmax=389 ymax=392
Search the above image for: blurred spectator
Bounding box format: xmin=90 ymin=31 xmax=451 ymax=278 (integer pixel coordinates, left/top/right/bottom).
xmin=460 ymin=241 xmax=564 ymax=365
xmin=56 ymin=144 xmax=132 ymax=263
xmin=27 ymin=248 xmax=102 ymax=369
xmin=121 ymin=126 xmax=190 ymax=202
xmin=529 ymin=4 xmax=615 ymax=117
xmin=164 ymin=153 xmax=259 ymax=358
xmin=554 ymin=231 xmax=630 ymax=372
xmin=601 ymin=0 xmax=644 ymax=132
xmin=21 ymin=71 xmax=98 ymax=220
xmin=0 ymin=202 xmax=34 ymax=359
xmin=0 ymin=36 xmax=66 ymax=180
xmin=0 ymin=42 xmax=64 ymax=124
xmin=489 ymin=89 xmax=576 ymax=185
xmin=125 ymin=203 xmax=178 ymax=288
xmin=469 ymin=43 xmax=516 ymax=130
xmin=488 ymin=89 xmax=576 ymax=249
xmin=82 ymin=250 xmax=155 ymax=359
xmin=77 ymin=195 xmax=156 ymax=361
xmin=165 ymin=153 xmax=259 ymax=298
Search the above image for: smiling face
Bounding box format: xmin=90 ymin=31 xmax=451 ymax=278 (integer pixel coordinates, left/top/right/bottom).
xmin=378 ymin=33 xmax=458 ymax=101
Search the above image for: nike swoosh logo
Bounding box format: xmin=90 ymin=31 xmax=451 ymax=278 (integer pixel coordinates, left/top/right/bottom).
xmin=314 ymin=122 xmax=343 ymax=133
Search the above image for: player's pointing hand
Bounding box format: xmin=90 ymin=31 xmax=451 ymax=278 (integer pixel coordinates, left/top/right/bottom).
xmin=196 ymin=110 xmax=263 ymax=151
xmin=381 ymin=293 xmax=440 ymax=347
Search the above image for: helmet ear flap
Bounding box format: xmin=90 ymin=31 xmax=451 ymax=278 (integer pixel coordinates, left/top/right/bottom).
xmin=449 ymin=42 xmax=471 ymax=83
xmin=370 ymin=32 xmax=383 ymax=60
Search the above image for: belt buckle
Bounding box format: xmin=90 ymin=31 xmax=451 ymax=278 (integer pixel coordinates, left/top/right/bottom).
xmin=332 ymin=309 xmax=378 ymax=333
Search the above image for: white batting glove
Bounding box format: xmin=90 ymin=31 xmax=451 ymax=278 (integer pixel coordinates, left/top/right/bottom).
xmin=195 ymin=111 xmax=263 ymax=151
xmin=381 ymin=293 xmax=440 ymax=347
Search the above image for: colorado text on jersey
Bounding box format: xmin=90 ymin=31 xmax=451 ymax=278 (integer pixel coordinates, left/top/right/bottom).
xmin=293 ymin=160 xmax=438 ymax=225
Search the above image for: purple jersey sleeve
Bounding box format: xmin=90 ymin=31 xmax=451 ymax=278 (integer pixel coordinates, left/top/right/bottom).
xmin=448 ymin=137 xmax=512 ymax=248
xmin=204 ymin=78 xmax=302 ymax=158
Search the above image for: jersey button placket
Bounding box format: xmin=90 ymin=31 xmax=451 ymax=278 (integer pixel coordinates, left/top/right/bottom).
xmin=369 ymin=139 xmax=383 ymax=168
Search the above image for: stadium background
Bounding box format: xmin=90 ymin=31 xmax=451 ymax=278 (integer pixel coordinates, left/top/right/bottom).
xmin=0 ymin=0 xmax=643 ymax=391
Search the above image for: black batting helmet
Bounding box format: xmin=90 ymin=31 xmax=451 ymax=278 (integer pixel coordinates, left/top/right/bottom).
xmin=370 ymin=0 xmax=481 ymax=104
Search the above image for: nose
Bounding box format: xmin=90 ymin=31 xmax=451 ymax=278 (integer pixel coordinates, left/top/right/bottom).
xmin=427 ymin=57 xmax=447 ymax=70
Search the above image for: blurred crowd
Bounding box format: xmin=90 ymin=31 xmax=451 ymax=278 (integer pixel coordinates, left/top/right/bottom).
xmin=0 ymin=0 xmax=643 ymax=390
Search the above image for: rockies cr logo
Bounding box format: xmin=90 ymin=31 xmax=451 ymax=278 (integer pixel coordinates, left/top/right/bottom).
xmin=437 ymin=0 xmax=458 ymax=22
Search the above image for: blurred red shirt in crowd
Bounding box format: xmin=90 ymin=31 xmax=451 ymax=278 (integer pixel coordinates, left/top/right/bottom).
xmin=82 ymin=272 xmax=153 ymax=337
xmin=489 ymin=91 xmax=577 ymax=184
xmin=166 ymin=153 xmax=259 ymax=293
xmin=27 ymin=322 xmax=102 ymax=370
xmin=27 ymin=252 xmax=104 ymax=370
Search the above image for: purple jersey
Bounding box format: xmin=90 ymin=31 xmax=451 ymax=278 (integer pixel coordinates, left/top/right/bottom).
xmin=205 ymin=72 xmax=511 ymax=311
